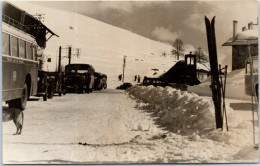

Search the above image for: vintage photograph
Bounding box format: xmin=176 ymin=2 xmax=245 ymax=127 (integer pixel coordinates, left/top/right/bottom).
xmin=2 ymin=0 xmax=259 ymax=164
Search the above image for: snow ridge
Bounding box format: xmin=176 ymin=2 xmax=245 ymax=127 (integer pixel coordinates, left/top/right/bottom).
xmin=127 ymin=85 xmax=259 ymax=149
xmin=127 ymin=85 xmax=215 ymax=135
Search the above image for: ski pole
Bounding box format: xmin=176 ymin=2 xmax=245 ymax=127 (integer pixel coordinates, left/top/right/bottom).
xmin=223 ymin=65 xmax=228 ymax=131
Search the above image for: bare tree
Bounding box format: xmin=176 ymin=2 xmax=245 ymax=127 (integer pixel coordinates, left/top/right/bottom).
xmin=171 ymin=39 xmax=185 ymax=60
xmin=195 ymin=47 xmax=208 ymax=64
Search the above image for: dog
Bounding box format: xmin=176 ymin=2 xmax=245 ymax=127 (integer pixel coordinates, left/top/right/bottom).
xmin=2 ymin=107 xmax=24 ymax=135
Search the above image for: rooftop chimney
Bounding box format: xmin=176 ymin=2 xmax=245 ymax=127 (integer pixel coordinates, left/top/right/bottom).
xmin=248 ymin=22 xmax=253 ymax=29
xmin=242 ymin=26 xmax=246 ymax=31
xmin=233 ymin=20 xmax=237 ymax=41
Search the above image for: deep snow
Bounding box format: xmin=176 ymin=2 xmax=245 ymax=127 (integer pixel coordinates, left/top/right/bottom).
xmin=2 ymin=1 xmax=259 ymax=164
xmin=2 ymin=88 xmax=259 ymax=164
xmin=127 ymin=85 xmax=259 ymax=162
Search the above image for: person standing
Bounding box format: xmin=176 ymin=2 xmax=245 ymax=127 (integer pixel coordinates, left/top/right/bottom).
xmin=134 ymin=75 xmax=137 ymax=81
xmin=137 ymin=75 xmax=141 ymax=83
xmin=118 ymin=74 xmax=122 ymax=81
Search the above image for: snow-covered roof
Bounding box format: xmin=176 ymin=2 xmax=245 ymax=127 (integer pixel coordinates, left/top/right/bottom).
xmin=223 ymin=28 xmax=258 ymax=46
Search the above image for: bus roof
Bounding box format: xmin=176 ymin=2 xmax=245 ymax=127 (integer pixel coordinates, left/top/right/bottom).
xmin=2 ymin=2 xmax=59 ymax=48
xmin=65 ymin=64 xmax=94 ymax=70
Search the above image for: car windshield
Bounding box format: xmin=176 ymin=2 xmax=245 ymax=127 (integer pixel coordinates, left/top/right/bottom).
xmin=78 ymin=70 xmax=88 ymax=73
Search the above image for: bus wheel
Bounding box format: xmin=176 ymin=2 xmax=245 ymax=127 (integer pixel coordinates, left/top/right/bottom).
xmin=9 ymin=83 xmax=28 ymax=110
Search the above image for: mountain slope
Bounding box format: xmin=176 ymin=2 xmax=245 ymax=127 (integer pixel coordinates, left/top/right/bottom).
xmin=12 ymin=2 xmax=193 ymax=88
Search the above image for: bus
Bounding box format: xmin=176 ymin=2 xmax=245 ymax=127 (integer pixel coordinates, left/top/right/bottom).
xmin=64 ymin=64 xmax=95 ymax=93
xmin=2 ymin=2 xmax=58 ymax=109
xmin=245 ymin=56 xmax=258 ymax=99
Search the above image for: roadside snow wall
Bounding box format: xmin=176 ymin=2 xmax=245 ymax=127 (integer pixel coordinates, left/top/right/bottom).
xmin=127 ymin=85 xmax=258 ymax=148
xmin=127 ymin=85 xmax=216 ymax=135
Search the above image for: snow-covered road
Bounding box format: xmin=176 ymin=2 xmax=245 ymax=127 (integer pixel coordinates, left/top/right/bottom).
xmin=2 ymin=88 xmax=259 ymax=164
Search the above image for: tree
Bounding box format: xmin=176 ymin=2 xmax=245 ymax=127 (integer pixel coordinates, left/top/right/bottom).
xmin=171 ymin=39 xmax=185 ymax=60
xmin=161 ymin=51 xmax=167 ymax=58
xmin=195 ymin=47 xmax=208 ymax=64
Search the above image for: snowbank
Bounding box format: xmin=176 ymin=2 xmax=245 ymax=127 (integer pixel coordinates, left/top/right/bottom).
xmin=127 ymin=85 xmax=258 ymax=148
xmin=127 ymin=85 xmax=215 ymax=135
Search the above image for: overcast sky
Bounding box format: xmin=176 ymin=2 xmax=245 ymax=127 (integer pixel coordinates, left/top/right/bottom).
xmin=31 ymin=0 xmax=258 ymax=66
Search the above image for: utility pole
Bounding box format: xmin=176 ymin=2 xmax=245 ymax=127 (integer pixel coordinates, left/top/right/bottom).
xmin=58 ymin=46 xmax=61 ymax=73
xmin=122 ymin=56 xmax=126 ymax=82
xmin=68 ymin=46 xmax=72 ymax=65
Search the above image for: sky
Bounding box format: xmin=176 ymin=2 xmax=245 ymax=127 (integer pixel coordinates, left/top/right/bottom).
xmin=30 ymin=0 xmax=258 ymax=67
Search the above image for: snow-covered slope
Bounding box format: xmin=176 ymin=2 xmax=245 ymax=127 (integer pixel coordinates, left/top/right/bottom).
xmin=12 ymin=2 xmax=210 ymax=89
xmin=12 ymin=2 xmax=180 ymax=88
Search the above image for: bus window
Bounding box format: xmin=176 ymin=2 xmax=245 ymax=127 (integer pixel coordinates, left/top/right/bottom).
xmin=34 ymin=46 xmax=37 ymax=61
xmin=32 ymin=45 xmax=35 ymax=60
xmin=19 ymin=39 xmax=26 ymax=58
xmin=2 ymin=32 xmax=10 ymax=55
xmin=11 ymin=36 xmax=18 ymax=57
xmin=26 ymin=42 xmax=33 ymax=60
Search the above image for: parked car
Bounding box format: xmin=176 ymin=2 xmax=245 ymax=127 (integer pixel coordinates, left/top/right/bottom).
xmin=116 ymin=82 xmax=132 ymax=90
xmin=94 ymin=72 xmax=108 ymax=90
xmin=102 ymin=74 xmax=107 ymax=89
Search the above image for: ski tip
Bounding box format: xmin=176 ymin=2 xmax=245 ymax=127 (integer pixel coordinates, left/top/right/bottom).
xmin=211 ymin=16 xmax=216 ymax=24
xmin=205 ymin=16 xmax=210 ymax=24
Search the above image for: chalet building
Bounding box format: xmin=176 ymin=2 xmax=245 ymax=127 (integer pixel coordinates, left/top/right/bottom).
xmin=222 ymin=20 xmax=258 ymax=70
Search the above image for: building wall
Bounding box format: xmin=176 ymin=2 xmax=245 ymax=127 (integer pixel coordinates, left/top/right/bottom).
xmin=232 ymin=45 xmax=258 ymax=70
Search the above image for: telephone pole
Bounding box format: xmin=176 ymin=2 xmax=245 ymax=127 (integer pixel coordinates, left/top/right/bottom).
xmin=57 ymin=46 xmax=81 ymax=72
xmin=58 ymin=46 xmax=62 ymax=73
xmin=68 ymin=46 xmax=72 ymax=65
xmin=122 ymin=56 xmax=126 ymax=82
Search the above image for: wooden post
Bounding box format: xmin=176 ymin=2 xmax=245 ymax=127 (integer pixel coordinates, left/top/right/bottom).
xmin=122 ymin=56 xmax=126 ymax=82
xmin=247 ymin=42 xmax=256 ymax=145
xmin=58 ymin=46 xmax=61 ymax=73
xmin=68 ymin=47 xmax=72 ymax=65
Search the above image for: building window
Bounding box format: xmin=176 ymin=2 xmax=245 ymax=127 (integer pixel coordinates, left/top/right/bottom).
xmin=251 ymin=45 xmax=258 ymax=56
xmin=2 ymin=32 xmax=10 ymax=55
xmin=187 ymin=57 xmax=195 ymax=65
